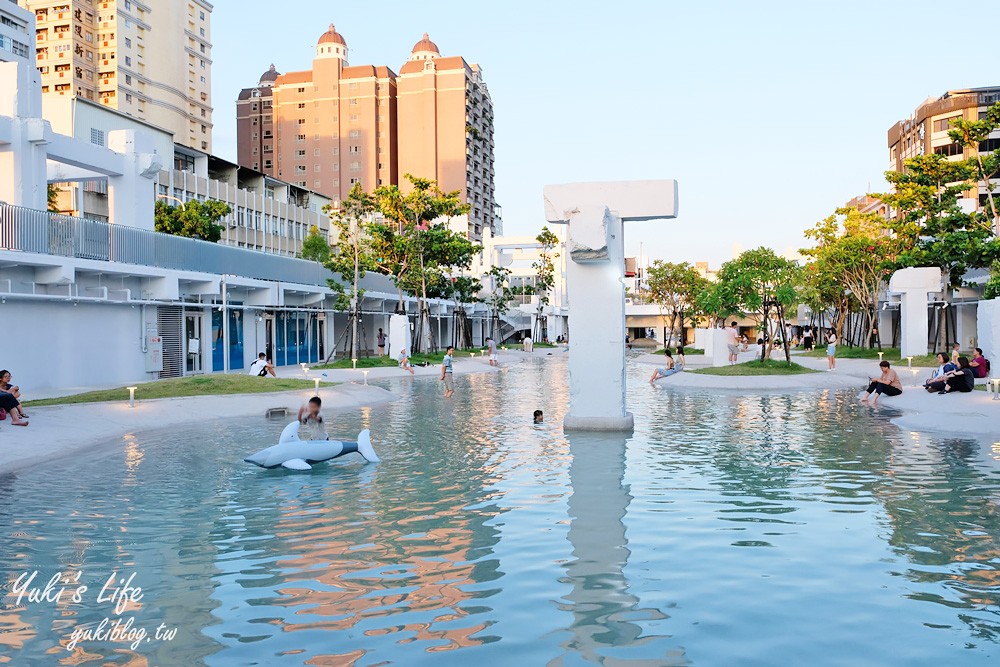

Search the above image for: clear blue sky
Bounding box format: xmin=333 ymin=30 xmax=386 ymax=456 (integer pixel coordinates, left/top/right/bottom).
xmin=211 ymin=0 xmax=996 ymax=267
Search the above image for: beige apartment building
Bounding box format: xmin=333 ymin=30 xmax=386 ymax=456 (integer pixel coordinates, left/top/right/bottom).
xmin=888 ymin=86 xmax=1000 ymax=229
xmin=236 ymin=25 xmax=496 ymax=241
xmin=21 ymin=0 xmax=213 ymax=152
xmin=397 ymin=34 xmax=495 ymax=239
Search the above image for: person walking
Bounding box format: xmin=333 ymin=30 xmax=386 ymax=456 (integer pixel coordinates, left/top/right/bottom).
xmin=803 ymin=326 xmax=814 ymax=351
xmin=725 ymin=321 xmax=740 ymax=365
xmin=486 ymin=337 xmax=498 ymax=367
xmin=826 ymin=330 xmax=838 ymax=371
xmin=440 ymin=346 xmax=455 ymax=398
xmin=861 ymin=361 xmax=903 ymax=405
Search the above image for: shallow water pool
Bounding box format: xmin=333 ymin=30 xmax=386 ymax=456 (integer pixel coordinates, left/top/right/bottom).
xmin=1 ymin=356 xmax=999 ymax=665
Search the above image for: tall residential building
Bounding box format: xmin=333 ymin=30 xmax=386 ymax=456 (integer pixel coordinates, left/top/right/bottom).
xmin=275 ymin=25 xmax=396 ymax=203
xmin=235 ymin=62 xmax=278 ymax=172
xmin=888 ymin=87 xmax=1000 ymax=224
xmin=397 ymin=33 xmax=495 ymax=240
xmin=1 ymin=0 xmax=33 ymax=65
xmin=235 ymin=25 xmax=496 ymax=241
xmin=21 ymin=0 xmax=213 ymax=152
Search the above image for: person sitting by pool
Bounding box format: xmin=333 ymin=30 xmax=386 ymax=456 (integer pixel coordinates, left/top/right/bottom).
xmin=938 ymin=356 xmax=976 ymax=394
xmin=923 ymin=352 xmax=957 ymax=392
xmin=297 ymin=396 xmax=327 ymax=440
xmin=676 ymin=346 xmax=686 ymax=370
xmin=649 ymin=349 xmax=680 ymax=383
xmin=0 ymin=387 xmax=28 ymax=426
xmin=398 ymin=348 xmax=415 ymax=375
xmin=533 ymin=409 xmax=543 ymax=424
xmin=969 ymin=347 xmax=990 ymax=379
xmin=0 ymin=370 xmax=26 ymax=414
xmin=248 ymin=353 xmax=276 ymax=377
xmin=861 ymin=361 xmax=903 ymax=405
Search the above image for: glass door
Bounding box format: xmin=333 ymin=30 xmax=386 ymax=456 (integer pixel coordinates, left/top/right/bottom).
xmin=185 ymin=313 xmax=204 ymax=374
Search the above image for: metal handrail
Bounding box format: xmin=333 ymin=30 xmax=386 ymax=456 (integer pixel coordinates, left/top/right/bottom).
xmin=0 ymin=203 xmax=399 ymax=290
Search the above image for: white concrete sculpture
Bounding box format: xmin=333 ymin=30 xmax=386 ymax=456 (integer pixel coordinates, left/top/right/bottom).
xmin=388 ymin=313 xmax=412 ymax=362
xmin=0 ymin=60 xmax=161 ymax=224
xmin=888 ymin=267 xmax=942 ymax=359
xmin=244 ymin=422 xmax=379 ymax=470
xmin=544 ymin=180 xmax=678 ymax=431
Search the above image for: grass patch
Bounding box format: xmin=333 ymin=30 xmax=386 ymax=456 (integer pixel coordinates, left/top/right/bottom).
xmin=25 ymin=374 xmax=330 ymax=407
xmin=532 ymin=342 xmax=558 ymax=348
xmin=654 ymin=347 xmax=704 ymax=355
xmin=800 ymin=347 xmax=939 ymax=367
xmin=691 ymin=359 xmax=819 ymax=376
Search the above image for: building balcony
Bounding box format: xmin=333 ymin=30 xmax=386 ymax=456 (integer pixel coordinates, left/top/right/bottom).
xmin=0 ymin=203 xmax=334 ymax=287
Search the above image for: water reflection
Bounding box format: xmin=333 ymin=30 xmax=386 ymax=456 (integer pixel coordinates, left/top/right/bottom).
xmin=556 ymin=431 xmax=679 ymax=666
xmin=0 ymin=358 xmax=998 ymax=665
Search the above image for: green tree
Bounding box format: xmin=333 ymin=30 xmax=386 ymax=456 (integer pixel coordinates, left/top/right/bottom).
xmin=646 ymin=260 xmax=709 ymax=346
xmin=532 ymin=226 xmax=560 ymax=340
xmin=299 ymin=224 xmax=331 ymax=263
xmin=872 ymin=153 xmax=1000 ymax=289
xmin=712 ymin=247 xmax=801 ymax=362
xmin=947 ymin=102 xmax=1000 ymax=231
xmin=153 ymin=199 xmax=231 ymax=242
xmin=323 ymin=183 xmax=376 ymax=361
xmin=801 ymin=206 xmax=900 ymax=347
xmin=47 ymin=183 xmax=61 ymax=213
xmin=984 ymin=260 xmax=1000 ymax=301
xmin=369 ymin=174 xmax=473 ymax=352
xmin=484 ymin=265 xmax=514 ymax=340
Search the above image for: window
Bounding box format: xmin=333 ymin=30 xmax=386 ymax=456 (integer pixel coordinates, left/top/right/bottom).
xmin=296 ymin=165 xmax=306 ymax=173
xmin=313 ymin=148 xmax=321 ymax=156
xmin=314 ymin=164 xmax=321 ymax=172
xmin=350 ymin=114 xmax=359 ymax=122
xmin=933 ymin=142 xmax=963 ymax=157
xmin=350 ymin=161 xmax=360 ymax=171
xmin=349 ymin=98 xmax=358 ymax=106
xmin=296 ymin=150 xmax=306 ymax=157
xmin=933 ymin=116 xmax=961 ymax=133
xmin=297 ymin=118 xmax=305 ymax=124
xmin=264 ymin=159 xmax=272 ymax=169
xmin=349 ymin=146 xmax=360 ymax=154
xmin=297 ymin=103 xmax=305 ymax=109
xmin=124 ymin=56 xmax=131 ymax=66
xmin=124 ymin=37 xmax=131 ymax=48
xmin=90 ymin=128 xmax=105 ymax=146
xmin=349 ymin=130 xmax=359 ymax=139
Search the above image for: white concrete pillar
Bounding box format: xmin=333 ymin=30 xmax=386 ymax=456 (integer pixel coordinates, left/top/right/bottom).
xmin=544 ymin=180 xmax=678 ymax=431
xmin=888 ymin=267 xmax=942 ymax=359
xmin=107 ymin=129 xmax=162 ymax=231
xmin=0 ymin=61 xmax=48 ymax=210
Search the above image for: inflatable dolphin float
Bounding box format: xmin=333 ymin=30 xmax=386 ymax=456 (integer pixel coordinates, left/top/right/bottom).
xmin=244 ymin=421 xmax=380 ymax=470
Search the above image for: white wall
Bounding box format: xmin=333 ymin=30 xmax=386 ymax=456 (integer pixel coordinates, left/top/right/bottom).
xmin=977 ymin=298 xmax=999 ymax=364
xmin=3 ymin=300 xmax=153 ymax=394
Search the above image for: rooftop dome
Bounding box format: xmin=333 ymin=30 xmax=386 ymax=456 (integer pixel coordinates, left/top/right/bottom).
xmin=258 ymin=64 xmax=279 ymax=86
xmin=411 ymin=32 xmax=440 ymax=55
xmin=318 ymin=24 xmax=346 ymax=46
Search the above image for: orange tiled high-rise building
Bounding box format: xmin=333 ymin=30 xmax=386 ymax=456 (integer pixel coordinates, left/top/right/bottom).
xmin=235 ymin=25 xmax=495 ymax=240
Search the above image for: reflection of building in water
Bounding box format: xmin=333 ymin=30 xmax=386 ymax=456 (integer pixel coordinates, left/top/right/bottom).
xmin=558 ymin=432 xmax=682 ymax=666
xmin=229 ymin=439 xmax=508 ymax=660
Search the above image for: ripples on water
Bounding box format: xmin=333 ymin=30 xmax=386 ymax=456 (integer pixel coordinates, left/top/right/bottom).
xmin=0 ymin=357 xmax=998 ymax=665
